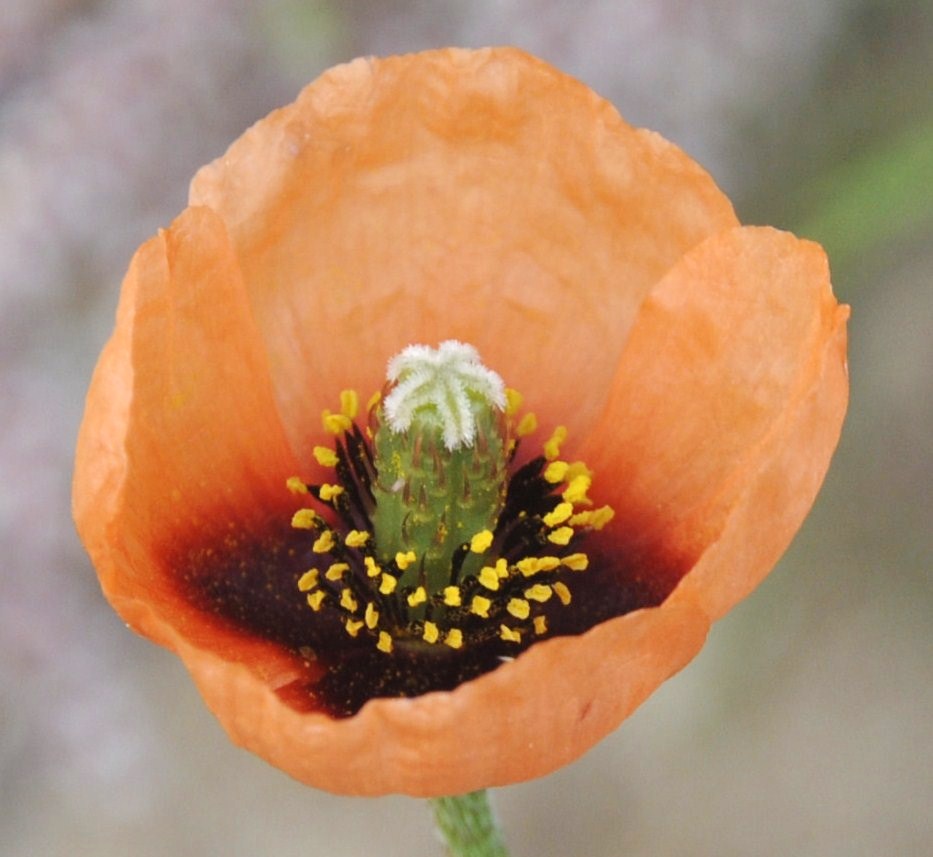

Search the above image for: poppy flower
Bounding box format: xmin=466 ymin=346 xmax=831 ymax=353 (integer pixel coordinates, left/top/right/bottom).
xmin=73 ymin=47 xmax=848 ymax=797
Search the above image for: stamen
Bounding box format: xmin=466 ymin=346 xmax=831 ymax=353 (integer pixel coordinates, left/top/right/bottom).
xmin=289 ymin=347 xmax=614 ymax=662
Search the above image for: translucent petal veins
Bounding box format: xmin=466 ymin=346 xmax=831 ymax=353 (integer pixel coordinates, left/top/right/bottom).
xmin=288 ymin=344 xmax=614 ymax=661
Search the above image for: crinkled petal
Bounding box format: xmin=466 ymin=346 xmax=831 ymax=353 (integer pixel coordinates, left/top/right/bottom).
xmin=189 ymin=47 xmax=738 ymax=454
xmin=74 ymin=206 xmax=302 ymax=670
xmin=581 ymin=226 xmax=849 ymax=607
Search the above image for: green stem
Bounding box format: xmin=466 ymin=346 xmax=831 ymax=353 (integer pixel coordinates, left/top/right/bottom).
xmin=430 ymin=790 xmax=511 ymax=857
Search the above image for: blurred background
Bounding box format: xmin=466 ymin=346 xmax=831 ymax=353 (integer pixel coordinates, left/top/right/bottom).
xmin=1 ymin=1 xmax=930 ymax=855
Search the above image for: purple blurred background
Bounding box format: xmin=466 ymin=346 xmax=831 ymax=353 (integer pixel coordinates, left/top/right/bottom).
xmin=2 ymin=2 xmax=931 ymax=855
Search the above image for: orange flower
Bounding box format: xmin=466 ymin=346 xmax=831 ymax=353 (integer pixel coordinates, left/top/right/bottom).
xmin=73 ymin=48 xmax=848 ymax=797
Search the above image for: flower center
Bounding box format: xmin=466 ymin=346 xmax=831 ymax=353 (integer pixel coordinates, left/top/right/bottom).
xmin=287 ymin=340 xmax=613 ymax=655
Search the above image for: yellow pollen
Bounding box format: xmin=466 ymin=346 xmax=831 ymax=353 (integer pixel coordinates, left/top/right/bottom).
xmin=561 ymin=553 xmax=589 ymax=571
xmin=443 ymin=586 xmax=462 ymax=607
xmin=553 ymin=581 xmax=572 ymax=605
xmin=286 ymin=476 xmax=309 ymax=495
xmin=547 ymin=526 xmax=574 ymax=546
xmin=543 ymin=461 xmax=569 ymax=484
xmin=444 ymin=629 xmax=464 ymax=650
xmin=563 ymin=474 xmax=592 ymax=505
xmin=312 ymin=531 xmax=335 ymax=553
xmin=524 ymin=583 xmax=552 ymax=603
xmin=364 ymin=602 xmax=379 ymax=629
xmin=507 ymin=598 xmax=531 ymax=620
xmin=422 ymin=621 xmax=440 ymax=644
xmin=407 ymin=586 xmax=427 ymax=607
xmin=345 ymin=530 xmax=370 ymax=548
xmin=470 ymin=595 xmax=492 ymax=618
xmin=542 ymin=502 xmax=573 ymax=527
xmin=339 ymin=389 xmax=359 ymax=420
xmin=364 ymin=556 xmax=381 ymax=578
xmin=533 ymin=615 xmax=548 ymax=635
xmin=589 ymin=505 xmax=615 ymax=530
xmin=478 ymin=566 xmax=500 ymax=591
xmin=325 ymin=562 xmax=349 ymax=581
xmin=500 ymin=625 xmax=521 ymax=643
xmin=366 ymin=390 xmax=381 ymax=414
xmin=470 ymin=529 xmax=494 ymax=553
xmin=306 ymin=590 xmax=326 ymax=611
xmin=543 ymin=425 xmax=567 ymax=461
xmin=291 ymin=509 xmax=318 ymax=530
xmin=395 ymin=550 xmax=417 ymax=570
xmin=339 ymin=588 xmax=358 ymax=612
xmin=494 ymin=558 xmax=509 ymax=578
xmin=297 ymin=568 xmax=319 ymax=591
xmin=376 ymin=631 xmax=393 ymax=653
xmin=516 ymin=556 xmax=561 ymax=576
xmin=516 ymin=412 xmax=538 ymax=437
xmin=312 ymin=445 xmax=339 ymax=468
xmin=319 ymin=483 xmax=344 ymax=502
xmin=322 ymin=410 xmax=352 ymax=435
xmin=345 ymin=618 xmax=364 ymax=638
xmin=504 ymin=388 xmax=523 ymax=416
xmin=565 ymin=461 xmax=593 ymax=482
xmin=379 ymin=574 xmax=397 ymax=595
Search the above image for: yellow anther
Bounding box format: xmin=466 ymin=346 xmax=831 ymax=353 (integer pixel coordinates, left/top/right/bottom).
xmin=319 ymin=483 xmax=344 ymax=502
xmin=470 ymin=595 xmax=492 ymax=618
xmin=339 ymin=389 xmax=359 ymax=420
xmin=306 ymin=590 xmax=326 ymax=611
xmin=547 ymin=526 xmax=574 ymax=546
xmin=379 ymin=574 xmax=397 ymax=595
xmin=516 ymin=412 xmax=538 ymax=437
xmin=542 ymin=502 xmax=573 ymax=527
xmin=345 ymin=529 xmax=370 ymax=548
xmin=376 ymin=631 xmax=393 ymax=653
xmin=322 ymin=410 xmax=352 ymax=435
xmin=561 ymin=552 xmax=589 ymax=571
xmin=443 ymin=586 xmax=462 ymax=607
xmin=507 ymin=598 xmax=530 ymax=620
xmin=564 ymin=461 xmax=593 ymax=482
xmin=297 ymin=568 xmax=319 ymax=592
xmin=563 ymin=474 xmax=592 ymax=505
xmin=589 ymin=505 xmax=615 ymax=530
xmin=344 ymin=618 xmax=364 ymax=638
xmin=494 ymin=558 xmax=509 ymax=578
xmin=291 ymin=509 xmax=318 ymax=530
xmin=444 ymin=629 xmax=464 ymax=650
xmin=505 ymin=387 xmax=524 ymax=416
xmin=325 ymin=562 xmax=349 ymax=581
xmin=543 ymin=425 xmax=567 ymax=461
xmin=543 ymin=460 xmax=569 ymax=484
xmin=339 ymin=588 xmax=358 ymax=612
xmin=364 ymin=556 xmax=381 ymax=578
xmin=395 ymin=550 xmax=417 ymax=570
xmin=470 ymin=529 xmax=494 ymax=553
xmin=517 ymin=556 xmax=561 ymax=576
xmin=407 ymin=586 xmax=427 ymax=607
xmin=553 ymin=581 xmax=572 ymax=605
xmin=500 ymin=625 xmax=522 ymax=643
xmin=364 ymin=602 xmax=379 ymax=629
xmin=312 ymin=445 xmax=339 ymax=468
xmin=422 ymin=621 xmax=440 ymax=644
xmin=524 ymin=583 xmax=552 ymax=603
xmin=533 ymin=615 xmax=548 ymax=635
xmin=312 ymin=531 xmax=335 ymax=553
xmin=478 ymin=566 xmax=500 ymax=591
xmin=286 ymin=476 xmax=309 ymax=495
xmin=366 ymin=390 xmax=382 ymax=413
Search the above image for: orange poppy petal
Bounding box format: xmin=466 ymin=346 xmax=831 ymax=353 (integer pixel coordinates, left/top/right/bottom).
xmin=169 ymin=590 xmax=708 ymax=796
xmin=189 ymin=47 xmax=738 ymax=454
xmin=581 ymin=225 xmax=849 ymax=606
xmin=74 ymin=205 xmax=301 ymax=650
